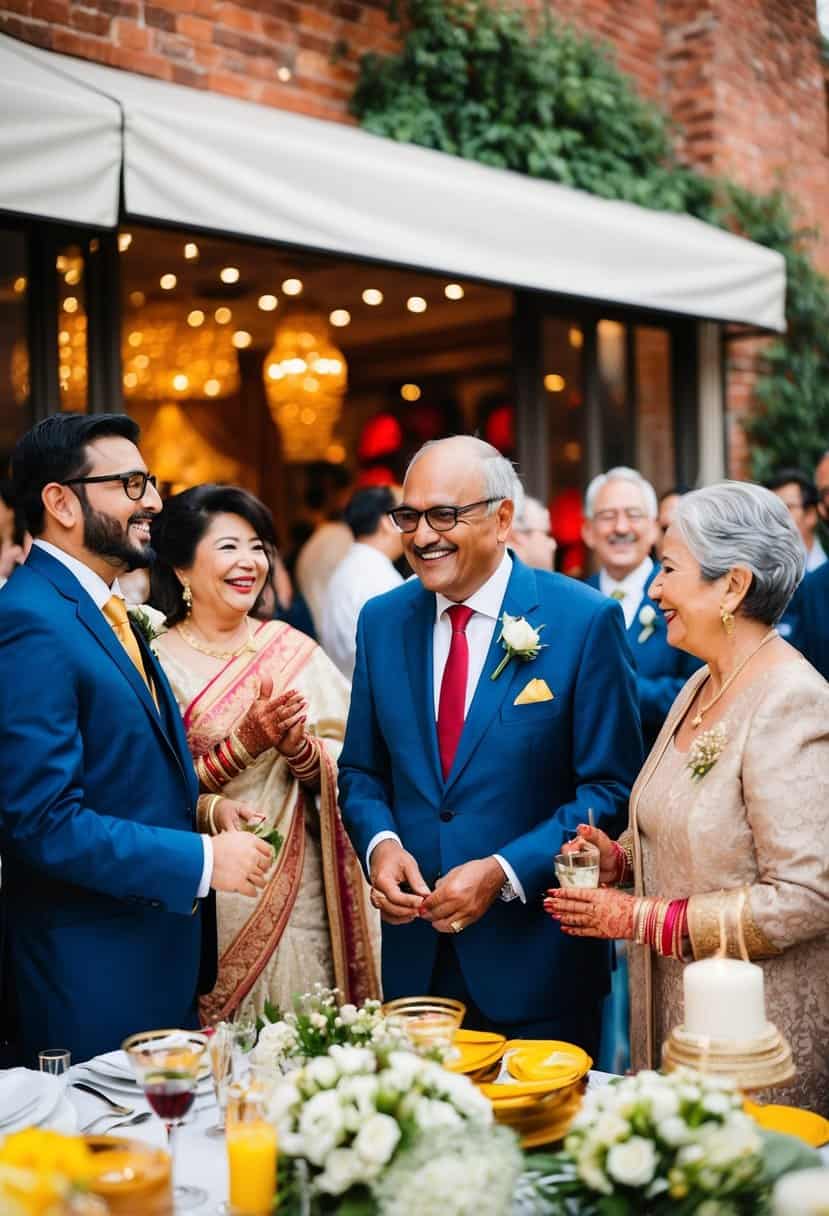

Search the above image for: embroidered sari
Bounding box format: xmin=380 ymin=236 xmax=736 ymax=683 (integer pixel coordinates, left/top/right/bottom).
xmin=154 ymin=620 xmax=380 ymax=1022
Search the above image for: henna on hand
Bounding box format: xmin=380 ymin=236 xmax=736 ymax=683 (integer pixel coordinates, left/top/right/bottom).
xmin=544 ymin=887 xmax=636 ymax=940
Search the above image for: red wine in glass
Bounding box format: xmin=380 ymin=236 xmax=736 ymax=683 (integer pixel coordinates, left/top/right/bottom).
xmin=145 ymin=1077 xmax=196 ymax=1121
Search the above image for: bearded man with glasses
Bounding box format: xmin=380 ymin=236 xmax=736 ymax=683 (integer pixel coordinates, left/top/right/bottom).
xmin=0 ymin=413 xmax=271 ymax=1065
xmin=338 ymin=436 xmax=642 ymax=1055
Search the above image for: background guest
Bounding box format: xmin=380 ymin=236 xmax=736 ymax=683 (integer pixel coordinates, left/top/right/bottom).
xmin=294 ymin=462 xmax=353 ymax=636
xmin=656 ymin=485 xmax=690 ymax=560
xmin=0 ymin=480 xmax=30 ymax=588
xmin=764 ymin=467 xmax=825 ymax=573
xmin=320 ymin=485 xmax=404 ymax=681
xmin=508 ymin=494 xmax=557 ymax=571
xmin=791 ymin=561 xmax=829 ymax=682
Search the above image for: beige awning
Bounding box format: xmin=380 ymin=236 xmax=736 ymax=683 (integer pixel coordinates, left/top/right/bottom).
xmin=2 ymin=35 xmax=786 ymax=331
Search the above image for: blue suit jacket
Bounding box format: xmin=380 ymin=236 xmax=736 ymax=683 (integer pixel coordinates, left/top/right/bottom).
xmin=0 ymin=546 xmax=211 ymax=1065
xmin=587 ymin=569 xmax=701 ymax=752
xmin=790 ymin=562 xmax=829 ymax=682
xmin=338 ymin=556 xmax=643 ymax=1025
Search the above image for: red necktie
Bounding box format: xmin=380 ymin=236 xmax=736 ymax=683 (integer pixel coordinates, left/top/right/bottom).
xmin=437 ymin=604 xmax=474 ymax=779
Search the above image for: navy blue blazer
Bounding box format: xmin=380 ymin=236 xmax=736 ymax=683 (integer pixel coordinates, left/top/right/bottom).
xmin=790 ymin=562 xmax=829 ymax=682
xmin=587 ymin=568 xmax=701 ymax=752
xmin=338 ymin=555 xmax=643 ymax=1026
xmin=0 ymin=546 xmax=212 ymax=1065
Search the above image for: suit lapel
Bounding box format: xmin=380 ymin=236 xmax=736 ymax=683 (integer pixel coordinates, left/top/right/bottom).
xmin=627 ymin=566 xmax=659 ymax=640
xmin=444 ymin=558 xmax=540 ymax=793
xmin=403 ymin=588 xmax=443 ymax=800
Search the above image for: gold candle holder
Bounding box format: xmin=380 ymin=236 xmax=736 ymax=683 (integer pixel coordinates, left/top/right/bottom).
xmin=662 ymin=1022 xmax=795 ymax=1091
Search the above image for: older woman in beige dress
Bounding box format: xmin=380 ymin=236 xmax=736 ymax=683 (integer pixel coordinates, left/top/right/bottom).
xmin=548 ymin=482 xmax=829 ymax=1113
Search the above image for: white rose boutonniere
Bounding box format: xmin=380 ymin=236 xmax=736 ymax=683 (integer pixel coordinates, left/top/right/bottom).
xmin=637 ymin=604 xmax=657 ymax=644
xmin=490 ymin=612 xmax=546 ymax=681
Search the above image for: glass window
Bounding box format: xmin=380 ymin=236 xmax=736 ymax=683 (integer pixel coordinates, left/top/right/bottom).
xmin=634 ymin=326 xmax=674 ymax=493
xmin=597 ymin=319 xmax=628 ymax=469
xmin=0 ymin=228 xmax=29 ymax=464
xmin=56 ymin=242 xmax=87 ymax=413
xmin=543 ymin=316 xmax=586 ymax=576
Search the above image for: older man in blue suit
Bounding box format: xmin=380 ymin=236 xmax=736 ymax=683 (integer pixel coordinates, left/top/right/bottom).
xmin=338 ymin=437 xmax=642 ymax=1056
xmin=583 ymin=468 xmax=700 ymax=752
xmin=0 ymin=414 xmax=271 ymax=1065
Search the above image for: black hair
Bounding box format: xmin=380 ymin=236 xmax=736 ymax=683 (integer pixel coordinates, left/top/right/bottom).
xmin=658 ymin=484 xmax=691 ymax=505
xmin=344 ymin=486 xmax=397 ymax=540
xmin=10 ymin=413 xmax=140 ymax=536
xmin=150 ymin=484 xmax=277 ymax=626
xmin=762 ymin=468 xmax=818 ymax=509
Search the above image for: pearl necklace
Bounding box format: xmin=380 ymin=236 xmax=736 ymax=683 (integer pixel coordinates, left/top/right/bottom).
xmin=690 ymin=628 xmax=777 ymax=728
xmin=177 ymin=618 xmax=257 ymax=660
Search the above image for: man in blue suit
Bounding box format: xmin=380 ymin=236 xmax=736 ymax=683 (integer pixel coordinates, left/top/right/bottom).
xmin=583 ymin=467 xmax=700 ymax=752
xmin=0 ymin=414 xmax=271 ymax=1065
xmin=338 ymin=437 xmax=642 ymax=1055
xmin=790 ymin=561 xmax=829 ymax=682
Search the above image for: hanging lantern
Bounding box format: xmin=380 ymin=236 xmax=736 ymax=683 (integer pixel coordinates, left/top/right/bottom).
xmin=122 ymin=304 xmax=240 ymax=401
xmin=262 ymin=310 xmax=347 ymax=463
xmin=358 ymin=413 xmax=402 ymax=462
xmin=12 ymin=310 xmax=89 ymax=412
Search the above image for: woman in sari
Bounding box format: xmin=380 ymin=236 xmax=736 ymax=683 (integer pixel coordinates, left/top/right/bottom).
xmin=548 ymin=482 xmax=829 ymax=1113
xmin=150 ymin=484 xmax=379 ymax=1023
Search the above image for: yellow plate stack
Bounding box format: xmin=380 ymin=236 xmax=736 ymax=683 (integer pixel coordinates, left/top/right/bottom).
xmin=477 ymin=1040 xmax=592 ymax=1148
xmin=445 ymin=1030 xmax=507 ymax=1082
xmin=744 ymin=1101 xmax=829 ymax=1148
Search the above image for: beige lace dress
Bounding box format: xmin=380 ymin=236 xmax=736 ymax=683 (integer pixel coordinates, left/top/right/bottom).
xmin=628 ymin=659 xmax=829 ymax=1114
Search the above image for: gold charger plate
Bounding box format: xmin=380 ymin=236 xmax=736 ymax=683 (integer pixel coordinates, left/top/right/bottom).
xmin=445 ymin=1030 xmax=506 ymax=1076
xmin=744 ymin=1101 xmax=829 ymax=1148
xmin=505 ymin=1039 xmax=592 ymax=1085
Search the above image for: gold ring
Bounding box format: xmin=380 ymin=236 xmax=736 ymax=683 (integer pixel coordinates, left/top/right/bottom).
xmin=450 ymin=920 xmax=464 ymax=934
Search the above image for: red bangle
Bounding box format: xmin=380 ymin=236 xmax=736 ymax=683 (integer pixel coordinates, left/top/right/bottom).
xmin=202 ymin=750 xmax=227 ymax=788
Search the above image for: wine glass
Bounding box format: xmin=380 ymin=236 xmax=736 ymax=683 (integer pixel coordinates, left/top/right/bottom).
xmin=206 ymin=1022 xmax=234 ymax=1139
xmin=554 ymin=843 xmax=600 ymax=888
xmin=38 ymin=1048 xmax=71 ymax=1091
xmin=230 ymin=1010 xmax=257 ymax=1082
xmin=122 ymin=1028 xmax=208 ymax=1211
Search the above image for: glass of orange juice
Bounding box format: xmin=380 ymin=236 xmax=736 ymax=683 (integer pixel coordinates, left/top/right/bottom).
xmin=226 ymin=1082 xmax=278 ymax=1216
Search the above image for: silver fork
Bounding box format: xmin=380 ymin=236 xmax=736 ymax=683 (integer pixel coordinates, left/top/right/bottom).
xmin=81 ymin=1108 xmax=151 ymax=1134
xmin=71 ymin=1080 xmax=133 ymax=1116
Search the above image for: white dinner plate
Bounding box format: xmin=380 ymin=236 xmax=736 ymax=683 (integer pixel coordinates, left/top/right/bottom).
xmin=76 ymin=1066 xmax=211 ymax=1098
xmin=0 ymin=1069 xmax=63 ymax=1132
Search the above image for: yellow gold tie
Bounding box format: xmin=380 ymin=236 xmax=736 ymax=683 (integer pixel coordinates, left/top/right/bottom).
xmin=102 ymin=595 xmax=158 ymax=708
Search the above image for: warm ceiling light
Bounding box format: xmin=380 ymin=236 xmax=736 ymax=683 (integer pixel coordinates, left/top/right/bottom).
xmin=568 ymin=326 xmax=584 ymax=349
xmin=544 ymin=373 xmax=566 ymax=392
xmin=123 ymin=372 xmax=138 ymax=389
xmin=129 ymin=290 xmax=145 ymax=308
xmin=184 ymin=242 xmax=199 ymax=260
xmin=64 ymin=267 xmax=81 ymax=286
xmin=282 ymin=278 xmax=303 ymax=296
xmin=187 ymin=309 xmax=205 ymax=327
xmin=362 ymin=288 xmax=383 ymax=306
xmin=400 ymin=383 xmax=421 ymax=402
xmin=563 ymin=441 xmax=582 ymax=462
xmin=172 ymin=373 xmax=190 ymax=392
xmin=277 ymin=65 xmax=292 ymax=82
xmin=326 ymin=441 xmax=346 ymax=462
xmin=56 ymin=255 xmax=68 ymax=272
xmin=329 ymin=309 xmax=351 ymax=327
xmin=118 ymin=232 xmax=132 ymax=252
xmin=232 ymin=330 xmax=252 ymax=349
xmin=220 ymin=266 xmax=240 ymax=284
xmin=160 ymin=273 xmax=177 ymax=290
xmin=214 ymin=306 xmax=232 ymax=324
xmin=127 ymin=330 xmax=143 ymax=348
xmin=13 ymin=276 xmax=26 ymax=294
xmin=406 ymin=296 xmax=427 ymax=313
xmin=204 ymin=378 xmax=221 ymax=397
xmin=258 ymin=294 xmax=278 ymax=312
xmin=444 ymin=283 xmax=464 ymax=300
xmin=63 ymin=296 xmax=79 ymax=313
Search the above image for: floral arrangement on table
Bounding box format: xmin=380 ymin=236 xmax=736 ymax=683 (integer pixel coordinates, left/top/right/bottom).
xmin=515 ymin=1066 xmax=820 ymax=1215
xmin=0 ymin=1129 xmax=99 ymax=1216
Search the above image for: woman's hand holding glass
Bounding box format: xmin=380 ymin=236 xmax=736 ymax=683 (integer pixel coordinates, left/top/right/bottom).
xmin=235 ymin=676 xmax=308 ymax=759
xmin=561 ymin=824 xmax=619 ymax=885
xmin=545 ymin=886 xmax=637 ymax=939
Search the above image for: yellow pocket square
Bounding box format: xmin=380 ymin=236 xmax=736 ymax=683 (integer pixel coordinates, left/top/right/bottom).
xmin=514 ymin=678 xmax=554 ymax=705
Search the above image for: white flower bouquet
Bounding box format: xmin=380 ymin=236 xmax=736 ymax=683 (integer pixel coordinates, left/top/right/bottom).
xmin=267 ymin=1039 xmax=496 ymax=1213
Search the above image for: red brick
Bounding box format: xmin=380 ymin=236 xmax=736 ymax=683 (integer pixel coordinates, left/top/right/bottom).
xmin=70 ymin=8 xmax=111 ymax=35
xmin=177 ymin=13 xmax=213 ymax=42
xmin=214 ymin=3 xmax=263 ymax=33
xmin=213 ymin=24 xmax=273 ymax=56
xmin=30 ymin=0 xmax=70 ymax=22
xmin=112 ymin=17 xmax=148 ymax=49
xmin=171 ymin=62 xmax=207 ymax=87
xmin=144 ymin=4 xmax=175 ymax=33
xmin=0 ymin=15 xmax=55 ymax=46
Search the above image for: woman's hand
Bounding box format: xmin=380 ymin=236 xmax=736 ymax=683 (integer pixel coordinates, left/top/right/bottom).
xmin=544 ymin=887 xmax=636 ymax=940
xmin=213 ymin=799 xmax=266 ymax=834
xmin=562 ymin=824 xmax=618 ymax=886
xmin=236 ymin=676 xmax=308 ymax=758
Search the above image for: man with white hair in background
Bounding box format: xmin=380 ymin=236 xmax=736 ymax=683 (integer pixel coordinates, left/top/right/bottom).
xmin=509 ymin=494 xmax=557 ymax=572
xmin=583 ymin=466 xmax=700 ymax=753
xmin=339 ymin=436 xmax=641 ymax=1054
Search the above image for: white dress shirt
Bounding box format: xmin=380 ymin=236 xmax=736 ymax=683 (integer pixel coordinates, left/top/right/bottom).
xmin=33 ymin=540 xmax=212 ymax=897
xmin=367 ymin=549 xmax=525 ymax=902
xmin=320 ymin=542 xmax=403 ymax=681
xmin=599 ymin=556 xmax=654 ymax=629
xmin=806 ymin=535 xmax=827 ymax=574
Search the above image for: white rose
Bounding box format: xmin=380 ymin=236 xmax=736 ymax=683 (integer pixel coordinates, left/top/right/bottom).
xmin=339 ymin=1003 xmax=358 ymax=1025
xmin=306 ymin=1056 xmax=339 ymax=1090
xmin=701 ymin=1092 xmax=731 ymax=1117
xmin=353 ymin=1113 xmax=401 ymax=1167
xmin=577 ymin=1147 xmax=614 ymax=1196
xmin=316 ymin=1147 xmax=364 ymax=1195
xmin=310 ymin=1011 xmax=328 ymax=1030
xmin=329 ymin=1045 xmax=375 ymax=1075
xmin=644 ymin=1086 xmax=680 ymax=1122
xmin=382 ymin=1052 xmax=423 ymax=1091
xmin=696 ymin=1115 xmax=759 ymax=1167
xmin=639 ymin=605 xmax=656 ymax=627
xmin=266 ymin=1081 xmax=300 ymax=1124
xmin=413 ymin=1097 xmax=463 ymax=1131
xmin=606 ymin=1137 xmax=658 ymax=1189
xmin=501 ymin=614 xmax=540 ymax=652
xmin=298 ymin=1090 xmax=346 ymax=1165
xmin=593 ymin=1112 xmax=630 ymax=1146
xmin=659 ymin=1116 xmax=692 ymax=1147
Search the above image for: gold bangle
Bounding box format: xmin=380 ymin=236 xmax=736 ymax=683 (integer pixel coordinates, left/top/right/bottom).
xmin=229 ymin=730 xmax=256 ymax=768
xmin=633 ymin=897 xmax=649 ymax=945
xmin=196 ymin=755 xmax=222 ymax=794
xmin=205 ymin=794 xmax=222 ymax=835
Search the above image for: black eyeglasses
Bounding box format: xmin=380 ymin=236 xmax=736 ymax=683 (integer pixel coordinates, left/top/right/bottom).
xmin=388 ymin=498 xmax=501 ymax=534
xmin=62 ymin=471 xmax=158 ymax=501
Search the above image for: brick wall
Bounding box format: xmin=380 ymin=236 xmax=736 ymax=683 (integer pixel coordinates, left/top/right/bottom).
xmin=2 ymin=0 xmax=827 ymax=476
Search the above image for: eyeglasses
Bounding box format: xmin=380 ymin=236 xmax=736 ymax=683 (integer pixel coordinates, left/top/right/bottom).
xmin=593 ymin=507 xmax=648 ymax=525
xmin=62 ymin=471 xmax=158 ymax=501
xmin=388 ymin=498 xmax=501 ymax=534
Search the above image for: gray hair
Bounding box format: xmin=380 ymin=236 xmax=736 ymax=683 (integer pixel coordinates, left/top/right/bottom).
xmin=406 ymin=437 xmax=520 ymax=514
xmin=513 ymin=494 xmax=547 ymax=531
xmin=673 ymin=481 xmax=804 ymax=625
xmin=584 ymin=467 xmax=658 ymax=519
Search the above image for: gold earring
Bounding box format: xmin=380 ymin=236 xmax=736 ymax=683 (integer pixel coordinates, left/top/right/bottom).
xmin=720 ymin=605 xmax=735 ymax=637
xmin=182 ymin=582 xmax=193 ymax=615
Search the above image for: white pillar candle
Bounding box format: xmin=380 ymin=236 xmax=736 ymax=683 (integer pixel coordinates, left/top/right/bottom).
xmin=683 ymin=956 xmax=767 ymax=1042
xmin=772 ymin=1169 xmax=829 ymax=1215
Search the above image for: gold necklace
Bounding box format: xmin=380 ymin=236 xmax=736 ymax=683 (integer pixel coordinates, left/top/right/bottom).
xmin=177 ymin=617 xmax=256 ymax=660
xmin=690 ymin=628 xmax=777 ymax=728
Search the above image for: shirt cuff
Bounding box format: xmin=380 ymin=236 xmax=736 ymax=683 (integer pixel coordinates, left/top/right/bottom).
xmin=196 ymin=835 xmax=213 ymax=899
xmin=493 ymin=853 xmax=526 ymax=904
xmin=366 ymin=830 xmax=401 ymax=874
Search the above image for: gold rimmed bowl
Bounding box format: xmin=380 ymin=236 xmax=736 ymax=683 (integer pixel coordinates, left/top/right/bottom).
xmin=382 ymin=996 xmax=466 ymax=1052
